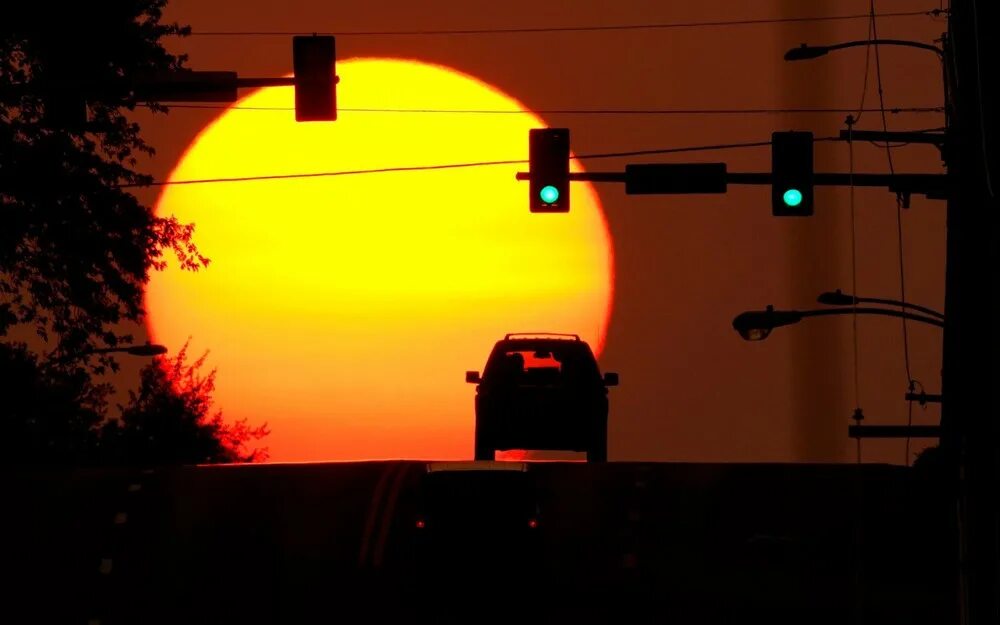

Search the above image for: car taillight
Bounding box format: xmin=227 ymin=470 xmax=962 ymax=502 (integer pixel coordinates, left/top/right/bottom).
xmin=528 ymin=518 xmax=539 ymax=529
xmin=416 ymin=519 xmax=426 ymax=529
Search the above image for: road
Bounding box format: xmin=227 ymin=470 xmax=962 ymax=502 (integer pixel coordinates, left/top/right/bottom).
xmin=6 ymin=461 xmax=954 ymax=624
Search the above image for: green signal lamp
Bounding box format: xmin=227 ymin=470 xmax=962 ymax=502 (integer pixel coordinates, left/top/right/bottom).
xmin=782 ymin=188 xmax=803 ymax=207
xmin=539 ymin=185 xmax=560 ymax=204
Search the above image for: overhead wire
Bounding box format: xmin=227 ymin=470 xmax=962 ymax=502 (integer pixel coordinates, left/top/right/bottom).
xmin=850 ymin=13 xmax=875 ymax=126
xmin=182 ymin=9 xmax=936 ymax=37
xmin=118 ymin=138 xmax=829 ymax=188
xmin=869 ymin=1 xmax=921 ymax=465
xmin=845 ymin=1 xmax=881 ymax=470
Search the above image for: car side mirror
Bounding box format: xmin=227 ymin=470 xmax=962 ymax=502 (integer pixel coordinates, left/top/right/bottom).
xmin=466 ymin=371 xmax=482 ymax=384
xmin=603 ymin=372 xmax=619 ymax=387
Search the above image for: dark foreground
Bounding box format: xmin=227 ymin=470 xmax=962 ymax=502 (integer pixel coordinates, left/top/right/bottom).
xmin=6 ymin=461 xmax=954 ymax=624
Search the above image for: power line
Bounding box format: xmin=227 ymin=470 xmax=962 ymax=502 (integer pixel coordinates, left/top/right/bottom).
xmin=870 ymin=1 xmax=916 ymax=405
xmin=159 ymin=103 xmax=945 ymax=116
xmin=119 ymin=138 xmax=831 ymax=189
xmin=185 ymin=9 xmax=936 ymax=37
xmin=849 ymin=7 xmax=876 ymax=125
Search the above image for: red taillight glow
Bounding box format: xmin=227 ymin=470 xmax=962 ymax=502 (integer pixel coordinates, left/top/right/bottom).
xmin=416 ymin=519 xmax=426 ymax=529
xmin=528 ymin=519 xmax=539 ymax=529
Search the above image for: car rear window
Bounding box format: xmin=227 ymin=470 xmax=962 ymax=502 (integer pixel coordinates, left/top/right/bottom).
xmin=484 ymin=343 xmax=600 ymax=385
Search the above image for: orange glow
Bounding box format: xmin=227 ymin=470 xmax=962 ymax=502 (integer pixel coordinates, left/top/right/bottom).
xmin=146 ymin=59 xmax=614 ymax=462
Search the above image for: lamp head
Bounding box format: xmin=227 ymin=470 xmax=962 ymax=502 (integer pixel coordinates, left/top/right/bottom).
xmin=784 ymin=44 xmax=829 ymax=61
xmin=817 ymin=289 xmax=856 ymax=306
xmin=126 ymin=343 xmax=168 ymax=357
xmin=736 ymin=323 xmax=773 ymax=342
xmin=732 ymin=305 xmax=804 ymax=341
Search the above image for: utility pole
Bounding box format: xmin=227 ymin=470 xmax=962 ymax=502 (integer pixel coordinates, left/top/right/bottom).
xmin=941 ymin=2 xmax=999 ymax=623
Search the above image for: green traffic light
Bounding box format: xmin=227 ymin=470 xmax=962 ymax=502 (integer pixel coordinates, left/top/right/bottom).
xmin=783 ymin=188 xmax=803 ymax=207
xmin=539 ymin=185 xmax=560 ymax=204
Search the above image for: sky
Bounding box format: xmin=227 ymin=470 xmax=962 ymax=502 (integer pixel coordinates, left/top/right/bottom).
xmin=122 ymin=0 xmax=948 ymax=464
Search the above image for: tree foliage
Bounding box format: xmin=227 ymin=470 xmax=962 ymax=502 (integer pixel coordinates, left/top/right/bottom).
xmin=1 ymin=1 xmax=207 ymax=357
xmin=102 ymin=342 xmax=270 ymax=465
xmin=1 ymin=2 xmax=268 ymax=465
xmin=0 ymin=342 xmax=108 ymax=464
xmin=1 ymin=341 xmax=269 ymax=466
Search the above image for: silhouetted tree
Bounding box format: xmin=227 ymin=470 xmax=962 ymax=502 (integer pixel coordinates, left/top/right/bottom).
xmin=102 ymin=342 xmax=269 ymax=465
xmin=1 ymin=2 xmax=206 ymax=359
xmin=1 ymin=3 xmax=268 ymax=464
xmin=0 ymin=342 xmax=107 ymax=464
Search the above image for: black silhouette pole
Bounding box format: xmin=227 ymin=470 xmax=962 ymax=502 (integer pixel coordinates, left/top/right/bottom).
xmin=943 ymin=3 xmax=1000 ymax=623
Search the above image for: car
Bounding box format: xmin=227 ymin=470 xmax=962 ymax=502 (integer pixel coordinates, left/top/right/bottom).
xmin=466 ymin=333 xmax=618 ymax=462
xmin=412 ymin=461 xmax=541 ymax=567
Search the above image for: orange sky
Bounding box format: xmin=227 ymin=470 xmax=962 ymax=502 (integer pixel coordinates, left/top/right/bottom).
xmin=125 ymin=0 xmax=947 ymax=464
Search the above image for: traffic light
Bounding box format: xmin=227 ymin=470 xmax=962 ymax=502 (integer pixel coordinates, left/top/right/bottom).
xmin=771 ymin=131 xmax=814 ymax=216
xmin=293 ymin=36 xmax=338 ymax=122
xmin=529 ymin=128 xmax=570 ymax=212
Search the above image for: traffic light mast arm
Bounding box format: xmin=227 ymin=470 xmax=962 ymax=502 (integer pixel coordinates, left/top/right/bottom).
xmin=515 ymin=169 xmax=947 ymax=199
xmin=730 ymin=172 xmax=948 ymax=199
xmin=235 ymin=77 xmax=297 ymax=88
xmin=515 ymin=172 xmax=625 ymax=182
xmin=134 ymin=73 xmax=297 ymax=103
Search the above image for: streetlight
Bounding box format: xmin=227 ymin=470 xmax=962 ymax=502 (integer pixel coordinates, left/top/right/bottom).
xmin=784 ymin=38 xmax=949 ymax=124
xmin=784 ymin=40 xmax=944 ymax=61
xmin=56 ymin=343 xmax=168 ymax=363
xmin=816 ymin=289 xmax=945 ymax=320
xmin=732 ymin=304 xmax=944 ymax=341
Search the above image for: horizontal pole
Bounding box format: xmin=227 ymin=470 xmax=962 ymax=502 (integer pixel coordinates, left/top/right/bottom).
xmin=516 ymin=170 xmax=948 ymax=197
xmin=839 ymin=129 xmax=946 ymax=145
xmin=236 ymin=77 xmax=297 ymax=88
xmin=515 ymin=172 xmax=624 ymax=182
xmin=1 ymin=72 xmax=298 ymax=103
xmin=848 ymin=425 xmax=941 ymax=439
xmin=729 ymin=172 xmax=948 ymax=193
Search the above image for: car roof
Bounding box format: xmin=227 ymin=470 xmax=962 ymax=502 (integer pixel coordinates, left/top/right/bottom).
xmin=495 ymin=334 xmax=592 ymax=351
xmin=503 ymin=332 xmax=580 ymax=341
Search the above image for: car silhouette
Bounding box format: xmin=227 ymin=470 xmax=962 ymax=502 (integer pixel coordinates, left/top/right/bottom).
xmin=466 ymin=333 xmax=618 ymax=462
xmin=412 ymin=461 xmax=541 ymax=566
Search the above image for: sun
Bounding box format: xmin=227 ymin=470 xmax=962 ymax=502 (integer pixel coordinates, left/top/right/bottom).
xmin=146 ymin=58 xmax=614 ymax=462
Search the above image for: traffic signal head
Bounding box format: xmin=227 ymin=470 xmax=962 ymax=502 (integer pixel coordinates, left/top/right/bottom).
xmin=771 ymin=131 xmax=814 ymax=216
xmin=293 ymin=36 xmax=338 ymax=122
xmin=529 ymin=128 xmax=570 ymax=212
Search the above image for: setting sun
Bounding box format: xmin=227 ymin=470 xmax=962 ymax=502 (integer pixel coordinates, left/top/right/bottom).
xmin=146 ymin=58 xmax=614 ymax=462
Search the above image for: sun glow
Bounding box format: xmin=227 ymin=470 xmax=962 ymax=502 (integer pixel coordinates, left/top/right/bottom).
xmin=146 ymin=58 xmax=614 ymax=462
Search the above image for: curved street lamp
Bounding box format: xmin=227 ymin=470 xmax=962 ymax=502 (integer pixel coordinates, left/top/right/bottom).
xmin=732 ymin=304 xmax=944 ymax=341
xmin=816 ymin=289 xmax=945 ymax=320
xmin=784 ymin=38 xmax=950 ymax=119
xmin=56 ymin=343 xmax=168 ymax=363
xmin=784 ymin=39 xmax=944 ymax=61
